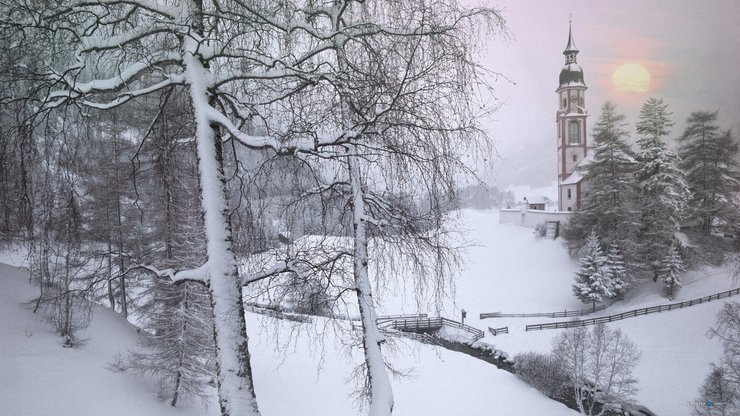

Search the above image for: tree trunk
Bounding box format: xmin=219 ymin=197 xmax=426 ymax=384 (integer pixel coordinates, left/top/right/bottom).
xmin=185 ymin=48 xmax=260 ymax=416
xmin=349 ymin=151 xmax=394 ymax=416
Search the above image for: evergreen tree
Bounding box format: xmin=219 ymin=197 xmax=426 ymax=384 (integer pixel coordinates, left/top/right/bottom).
xmin=634 ymin=98 xmax=690 ymax=279
xmin=659 ymin=243 xmax=685 ymax=299
xmin=573 ymin=232 xmax=615 ymax=309
xmin=678 ymin=111 xmax=740 ymax=235
xmin=605 ymin=243 xmax=628 ymax=299
xmin=131 ymin=280 xmax=215 ymax=407
xmin=565 ymin=102 xmax=639 ymax=270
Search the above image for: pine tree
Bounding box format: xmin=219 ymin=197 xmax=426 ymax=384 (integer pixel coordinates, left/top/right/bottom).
xmin=565 ymin=102 xmax=639 ymax=270
xmin=659 ymin=244 xmax=685 ymax=299
xmin=573 ymin=232 xmax=615 ymax=309
xmin=678 ymin=111 xmax=740 ymax=235
xmin=634 ymin=98 xmax=690 ymax=279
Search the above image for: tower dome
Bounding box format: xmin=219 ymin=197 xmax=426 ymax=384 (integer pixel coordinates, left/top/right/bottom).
xmin=558 ymin=23 xmax=585 ymax=88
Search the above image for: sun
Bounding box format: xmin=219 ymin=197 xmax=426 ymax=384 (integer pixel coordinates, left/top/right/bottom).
xmin=611 ymin=63 xmax=652 ymax=93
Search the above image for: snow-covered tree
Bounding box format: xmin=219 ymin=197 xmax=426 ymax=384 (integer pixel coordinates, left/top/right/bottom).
xmin=553 ymin=324 xmax=641 ymax=416
xmin=131 ymin=280 xmax=215 ymax=407
xmin=1 ymin=1 xmax=503 ymax=414
xmin=678 ymin=111 xmax=740 ymax=236
xmin=573 ymin=232 xmax=614 ymax=309
xmin=251 ymin=3 xmax=502 ymax=413
xmin=605 ymin=243 xmax=628 ymax=299
xmin=692 ymin=366 xmax=737 ymax=416
xmin=564 ymin=102 xmax=639 ymax=270
xmin=658 ymin=244 xmax=684 ymax=299
xmin=634 ymin=98 xmax=690 ymax=279
xmin=694 ymin=302 xmax=740 ymax=415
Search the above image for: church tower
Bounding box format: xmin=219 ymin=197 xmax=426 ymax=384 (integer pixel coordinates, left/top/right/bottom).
xmin=556 ymin=22 xmax=588 ymax=212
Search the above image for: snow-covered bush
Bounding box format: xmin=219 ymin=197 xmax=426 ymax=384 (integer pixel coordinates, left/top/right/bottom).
xmin=513 ymin=351 xmax=568 ymax=399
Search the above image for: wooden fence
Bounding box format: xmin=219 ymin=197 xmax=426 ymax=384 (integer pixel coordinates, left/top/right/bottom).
xmin=526 ymin=288 xmax=740 ymax=331
xmin=383 ymin=316 xmax=484 ymax=341
xmin=480 ymin=300 xmax=616 ymax=320
xmin=377 ymin=313 xmax=428 ymax=322
xmin=488 ymin=326 xmax=509 ymax=336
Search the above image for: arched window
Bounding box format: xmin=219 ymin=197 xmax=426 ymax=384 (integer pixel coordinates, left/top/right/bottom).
xmin=568 ymin=121 xmax=580 ymax=144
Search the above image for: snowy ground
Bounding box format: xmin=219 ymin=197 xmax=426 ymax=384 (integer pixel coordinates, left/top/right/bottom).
xmin=378 ymin=209 xmax=732 ymax=416
xmin=1 ymin=208 xmax=734 ymax=415
xmin=0 ymin=256 xmax=577 ymax=415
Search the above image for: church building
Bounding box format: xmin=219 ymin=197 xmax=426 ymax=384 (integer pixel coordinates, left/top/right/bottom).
xmin=556 ymin=23 xmax=589 ymax=212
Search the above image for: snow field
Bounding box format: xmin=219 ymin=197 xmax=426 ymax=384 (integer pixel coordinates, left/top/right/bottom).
xmin=1 ymin=208 xmax=734 ymax=415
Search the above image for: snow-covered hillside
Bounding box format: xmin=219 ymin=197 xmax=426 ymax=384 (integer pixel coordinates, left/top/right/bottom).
xmin=2 ymin=209 xmax=735 ymax=415
xmin=0 ymin=259 xmax=577 ymax=415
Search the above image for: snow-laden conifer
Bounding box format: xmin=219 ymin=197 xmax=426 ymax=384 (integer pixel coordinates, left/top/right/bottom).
xmin=605 ymin=243 xmax=629 ymax=299
xmin=634 ymin=98 xmax=690 ymax=279
xmin=573 ymin=232 xmax=614 ymax=309
xmin=678 ymin=111 xmax=740 ymax=235
xmin=564 ymin=102 xmax=640 ymax=271
xmin=659 ymin=244 xmax=685 ymax=299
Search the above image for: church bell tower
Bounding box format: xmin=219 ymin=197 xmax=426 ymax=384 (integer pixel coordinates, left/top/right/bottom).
xmin=556 ymin=21 xmax=588 ymax=212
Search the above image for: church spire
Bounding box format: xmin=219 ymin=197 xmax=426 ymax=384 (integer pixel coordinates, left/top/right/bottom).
xmin=558 ymin=20 xmax=585 ymax=87
xmin=563 ymin=20 xmax=579 ymax=63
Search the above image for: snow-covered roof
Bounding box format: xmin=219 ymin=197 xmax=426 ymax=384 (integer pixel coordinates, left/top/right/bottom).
xmin=523 ymin=196 xmax=549 ymax=205
xmin=560 ymin=171 xmax=584 ymax=185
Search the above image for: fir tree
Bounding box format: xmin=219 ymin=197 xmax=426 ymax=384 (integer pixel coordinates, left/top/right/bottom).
xmin=659 ymin=243 xmax=685 ymax=300
xmin=605 ymin=243 xmax=629 ymax=299
xmin=573 ymin=232 xmax=615 ymax=309
xmin=565 ymin=102 xmax=639 ymax=270
xmin=678 ymin=111 xmax=740 ymax=235
xmin=634 ymin=98 xmax=690 ymax=279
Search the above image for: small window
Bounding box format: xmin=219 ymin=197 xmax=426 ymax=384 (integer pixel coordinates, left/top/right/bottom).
xmin=562 ymin=98 xmax=567 ymax=109
xmin=567 ymin=207 xmax=572 ymax=212
xmin=567 ymin=189 xmax=572 ymax=199
xmin=568 ymin=121 xmax=579 ymax=144
xmin=572 ymin=154 xmax=577 ymax=162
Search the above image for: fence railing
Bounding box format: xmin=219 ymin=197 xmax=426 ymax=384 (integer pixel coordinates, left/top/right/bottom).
xmin=382 ymin=316 xmax=484 ymax=341
xmin=526 ymin=288 xmax=740 ymax=331
xmin=481 ymin=300 xmax=616 ymax=320
xmin=488 ymin=326 xmax=509 ymax=336
xmin=377 ymin=313 xmax=428 ymax=322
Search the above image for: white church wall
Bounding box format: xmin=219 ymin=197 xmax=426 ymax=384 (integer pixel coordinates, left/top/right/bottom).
xmin=499 ymin=209 xmax=572 ymax=229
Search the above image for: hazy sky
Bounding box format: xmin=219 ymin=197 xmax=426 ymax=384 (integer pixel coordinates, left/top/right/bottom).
xmin=470 ymin=0 xmax=740 ymax=187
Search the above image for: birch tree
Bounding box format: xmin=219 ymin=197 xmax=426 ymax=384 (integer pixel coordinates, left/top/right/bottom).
xmin=239 ymin=2 xmax=503 ymax=414
xmin=0 ymin=2 xmax=315 ymax=414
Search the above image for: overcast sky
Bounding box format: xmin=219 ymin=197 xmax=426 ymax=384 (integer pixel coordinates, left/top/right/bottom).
xmin=469 ymin=0 xmax=740 ymax=188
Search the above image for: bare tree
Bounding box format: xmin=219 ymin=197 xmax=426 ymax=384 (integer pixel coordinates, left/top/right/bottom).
xmin=240 ymin=2 xmax=503 ymax=414
xmin=553 ymin=324 xmax=641 ymax=416
xmin=694 ymin=301 xmax=740 ymax=415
